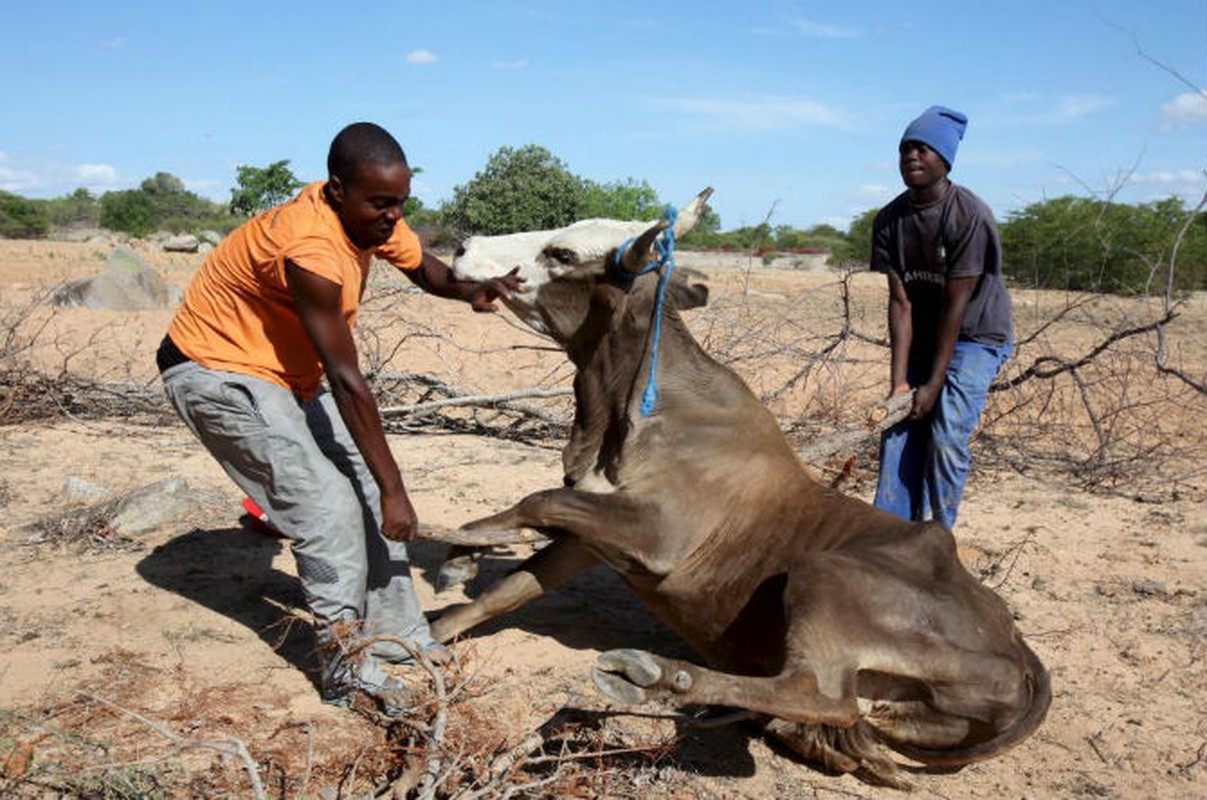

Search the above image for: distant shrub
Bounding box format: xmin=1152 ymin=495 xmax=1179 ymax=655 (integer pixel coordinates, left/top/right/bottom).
xmin=0 ymin=191 xmax=50 ymax=238
xmin=43 ymin=188 xmax=101 ymax=229
xmin=160 ymin=213 xmax=241 ymax=236
xmin=100 ymin=190 xmax=158 ymax=237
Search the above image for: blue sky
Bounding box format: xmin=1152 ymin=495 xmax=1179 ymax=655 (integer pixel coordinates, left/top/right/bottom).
xmin=1 ymin=1 xmax=1203 ymax=231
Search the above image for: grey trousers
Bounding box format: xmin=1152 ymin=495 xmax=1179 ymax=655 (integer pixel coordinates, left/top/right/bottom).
xmin=161 ymin=360 xmax=434 ymax=661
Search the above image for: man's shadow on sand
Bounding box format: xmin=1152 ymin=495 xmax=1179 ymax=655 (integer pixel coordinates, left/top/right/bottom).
xmin=135 ymin=524 xmax=316 ymax=676
xmin=136 ymin=525 xmax=759 ymax=778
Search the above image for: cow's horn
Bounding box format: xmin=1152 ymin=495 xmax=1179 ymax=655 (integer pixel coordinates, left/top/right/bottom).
xmin=619 ymin=187 xmax=713 ymax=273
xmin=673 ymin=187 xmax=714 ymax=239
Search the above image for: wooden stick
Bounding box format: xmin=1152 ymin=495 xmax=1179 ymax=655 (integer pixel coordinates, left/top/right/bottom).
xmin=797 ymin=390 xmax=915 ymax=464
xmin=380 ymin=387 xmax=572 ymax=418
xmin=416 ymin=523 xmax=546 ymax=548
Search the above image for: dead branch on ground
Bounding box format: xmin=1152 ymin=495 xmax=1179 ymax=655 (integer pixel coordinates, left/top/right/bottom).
xmin=75 ymin=692 xmax=267 ymax=800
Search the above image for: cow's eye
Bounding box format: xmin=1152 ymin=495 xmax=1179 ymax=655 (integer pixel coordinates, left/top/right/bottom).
xmin=546 ymin=247 xmax=576 ymax=265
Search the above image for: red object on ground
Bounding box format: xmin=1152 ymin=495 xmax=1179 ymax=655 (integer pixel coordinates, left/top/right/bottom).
xmin=241 ymin=497 xmax=285 ymax=537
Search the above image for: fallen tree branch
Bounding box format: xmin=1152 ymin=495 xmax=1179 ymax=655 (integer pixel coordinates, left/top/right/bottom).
xmin=995 ymin=311 xmax=1178 ymax=389
xmin=379 ymin=387 xmax=572 ymax=420
xmin=77 ymin=692 xmax=266 ymax=800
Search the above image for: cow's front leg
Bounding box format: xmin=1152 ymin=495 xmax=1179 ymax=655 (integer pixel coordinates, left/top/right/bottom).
xmin=592 ymin=649 xmax=859 ymax=727
xmin=430 ymin=539 xmax=598 ymax=643
xmin=464 ymin=488 xmax=681 ymax=576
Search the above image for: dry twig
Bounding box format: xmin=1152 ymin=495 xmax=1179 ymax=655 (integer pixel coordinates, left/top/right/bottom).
xmin=76 ymin=692 xmax=267 ymax=800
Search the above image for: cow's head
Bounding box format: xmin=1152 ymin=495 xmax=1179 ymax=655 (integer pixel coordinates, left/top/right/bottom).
xmin=452 ymin=188 xmax=714 ymax=345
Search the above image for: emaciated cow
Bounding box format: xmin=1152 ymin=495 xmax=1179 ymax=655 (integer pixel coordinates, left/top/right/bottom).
xmin=434 ymin=190 xmax=1050 ymax=787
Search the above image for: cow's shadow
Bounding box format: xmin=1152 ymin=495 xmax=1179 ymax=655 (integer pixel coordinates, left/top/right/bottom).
xmin=411 ymin=541 xmax=697 ymax=657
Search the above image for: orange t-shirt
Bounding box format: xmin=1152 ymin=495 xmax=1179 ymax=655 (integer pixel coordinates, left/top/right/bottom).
xmin=168 ymin=182 xmax=422 ymax=398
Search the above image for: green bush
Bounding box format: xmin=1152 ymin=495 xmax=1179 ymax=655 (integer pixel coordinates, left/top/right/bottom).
xmin=43 ymin=188 xmax=101 ymax=229
xmin=579 ymin=178 xmax=663 ymax=221
xmin=99 ymin=190 xmax=159 ymax=237
xmin=1001 ymin=196 xmax=1207 ymax=293
xmin=0 ymin=191 xmax=50 ymax=238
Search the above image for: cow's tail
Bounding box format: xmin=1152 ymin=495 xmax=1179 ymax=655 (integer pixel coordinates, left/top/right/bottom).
xmin=889 ymin=643 xmax=1052 ymax=768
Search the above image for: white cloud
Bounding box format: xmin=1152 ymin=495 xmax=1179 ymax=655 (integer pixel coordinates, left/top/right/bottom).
xmin=405 ymin=49 xmax=438 ymax=65
xmin=1129 ymin=169 xmax=1205 ymax=187
xmin=185 ymin=177 xmax=224 ymax=195
xmin=1054 ymin=94 xmax=1115 ymax=121
xmin=490 ymin=58 xmax=529 ymax=70
xmin=101 ymin=36 xmax=127 ymax=49
xmin=960 ymin=148 xmax=1044 ymax=168
xmin=651 ymin=95 xmax=847 ymax=131
xmin=851 ymin=184 xmax=892 ymax=205
xmin=786 ymin=18 xmax=861 ymax=38
xmin=1161 ymin=92 xmax=1207 ymax=128
xmin=0 ymin=151 xmax=41 ymax=192
xmin=76 ymin=163 xmax=119 ymax=185
xmin=0 ymin=155 xmax=125 ymax=195
xmin=819 ymin=214 xmax=856 ymax=230
xmin=991 ymin=93 xmax=1115 ymax=126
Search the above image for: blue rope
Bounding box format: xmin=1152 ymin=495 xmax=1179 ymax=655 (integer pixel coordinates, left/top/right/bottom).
xmin=607 ymin=205 xmax=679 ymax=416
xmin=640 ymin=206 xmax=678 ymax=416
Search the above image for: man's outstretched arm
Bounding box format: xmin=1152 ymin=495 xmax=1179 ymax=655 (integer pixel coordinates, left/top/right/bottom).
xmin=404 ymin=250 xmax=524 ymax=311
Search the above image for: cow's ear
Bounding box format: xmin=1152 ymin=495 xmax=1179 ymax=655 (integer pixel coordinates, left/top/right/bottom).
xmin=670 ymin=281 xmax=709 ymax=310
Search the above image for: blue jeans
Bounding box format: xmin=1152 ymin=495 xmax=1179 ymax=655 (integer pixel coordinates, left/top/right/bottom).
xmin=874 ymin=341 xmax=1012 ymax=530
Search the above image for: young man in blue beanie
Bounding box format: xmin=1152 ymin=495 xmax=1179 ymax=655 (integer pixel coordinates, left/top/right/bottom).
xmin=869 ymin=105 xmax=1014 ymax=530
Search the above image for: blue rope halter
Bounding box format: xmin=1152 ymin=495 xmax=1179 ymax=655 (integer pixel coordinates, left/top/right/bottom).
xmin=609 ymin=205 xmax=678 ymax=417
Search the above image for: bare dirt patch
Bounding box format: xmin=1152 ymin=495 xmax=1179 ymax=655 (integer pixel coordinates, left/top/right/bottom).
xmin=1 ymin=240 xmax=1204 ymax=798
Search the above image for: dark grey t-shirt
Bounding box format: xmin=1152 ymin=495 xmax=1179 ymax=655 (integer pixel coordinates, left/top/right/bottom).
xmin=871 ymin=183 xmax=1014 ymax=357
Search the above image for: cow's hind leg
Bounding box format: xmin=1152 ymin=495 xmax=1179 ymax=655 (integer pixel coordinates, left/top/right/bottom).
xmin=592 ymin=649 xmax=859 ymax=727
xmin=592 ymin=650 xmax=908 ymax=787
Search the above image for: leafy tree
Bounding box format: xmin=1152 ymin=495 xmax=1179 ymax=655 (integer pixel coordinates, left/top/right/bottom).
xmin=729 ymin=223 xmax=774 ymax=252
xmin=807 ymin=223 xmax=844 ymax=239
xmin=43 ymin=187 xmax=101 ymax=228
xmin=229 ymin=160 xmax=304 ymax=216
xmin=99 ymin=189 xmax=158 ymax=237
xmin=140 ymin=172 xmax=186 ymax=195
xmin=999 ymin=195 xmax=1205 ymax=293
xmin=0 ymin=191 xmax=50 ymax=238
xmin=441 ymin=144 xmax=584 ymax=235
xmin=579 ymin=178 xmax=663 ymax=221
xmin=695 ymin=203 xmax=722 ymax=234
xmin=825 ymin=207 xmax=877 ymax=266
xmin=130 ymin=171 xmax=218 ymax=228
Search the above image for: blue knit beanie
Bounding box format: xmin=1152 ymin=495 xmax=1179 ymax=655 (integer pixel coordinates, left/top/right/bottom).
xmin=900 ymin=105 xmax=968 ymax=168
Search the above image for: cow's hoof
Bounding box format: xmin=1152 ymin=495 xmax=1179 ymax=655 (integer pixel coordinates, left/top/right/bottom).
xmin=591 ymin=649 xmax=664 ymax=705
xmin=436 ymin=548 xmax=481 ymax=593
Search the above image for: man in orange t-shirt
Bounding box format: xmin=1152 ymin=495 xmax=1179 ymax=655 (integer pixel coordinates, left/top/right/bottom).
xmin=157 ymin=122 xmax=522 ymax=714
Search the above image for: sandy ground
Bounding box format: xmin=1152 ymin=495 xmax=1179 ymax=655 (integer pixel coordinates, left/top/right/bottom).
xmin=0 ymin=239 xmax=1204 ymax=798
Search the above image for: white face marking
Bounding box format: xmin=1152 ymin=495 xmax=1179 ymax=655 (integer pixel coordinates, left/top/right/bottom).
xmin=451 ymin=219 xmax=656 ymax=334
